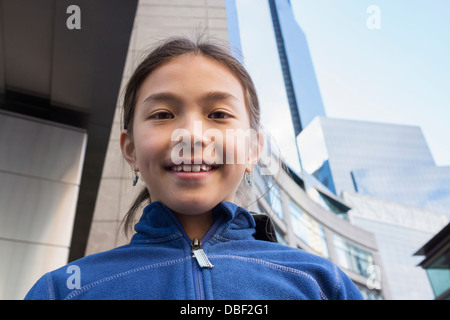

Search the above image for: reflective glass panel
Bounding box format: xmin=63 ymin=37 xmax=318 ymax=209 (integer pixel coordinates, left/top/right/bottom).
xmin=289 ymin=201 xmax=328 ymax=257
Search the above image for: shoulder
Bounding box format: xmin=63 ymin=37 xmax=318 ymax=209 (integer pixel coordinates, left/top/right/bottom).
xmin=24 ymin=244 xmax=144 ymax=300
xmin=220 ymin=240 xmax=364 ymax=300
xmin=274 ymin=242 xmax=363 ymax=300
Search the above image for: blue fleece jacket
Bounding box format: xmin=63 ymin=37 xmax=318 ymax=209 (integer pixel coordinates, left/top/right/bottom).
xmin=25 ymin=201 xmax=363 ymax=300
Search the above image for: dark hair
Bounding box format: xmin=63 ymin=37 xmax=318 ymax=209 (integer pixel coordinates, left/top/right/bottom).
xmin=120 ymin=35 xmax=262 ymax=236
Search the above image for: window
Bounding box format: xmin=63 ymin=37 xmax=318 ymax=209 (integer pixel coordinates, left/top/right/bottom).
xmin=274 ymin=229 xmax=288 ymax=246
xmin=289 ymin=201 xmax=328 ymax=257
xmin=268 ymin=182 xmax=284 ymax=219
xmin=334 ymin=235 xmax=375 ymax=279
xmin=261 ymin=176 xmax=283 ymax=219
xmin=424 ymin=248 xmax=450 ymax=299
xmin=356 ymin=285 xmax=383 ymax=300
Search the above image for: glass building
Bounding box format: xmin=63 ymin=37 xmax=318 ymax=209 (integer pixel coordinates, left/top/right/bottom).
xmin=230 ymin=0 xmax=327 ymax=175
xmin=352 ymin=166 xmax=450 ymax=219
xmin=297 ymin=117 xmax=435 ymax=195
xmin=267 ymin=0 xmax=326 ymax=134
xmin=229 ymin=0 xmax=390 ymax=298
xmin=230 ymin=0 xmax=449 ymax=299
xmin=296 ymin=116 xmax=450 ymax=298
xmin=297 ymin=116 xmax=450 ymax=220
xmin=343 ymin=191 xmax=448 ymax=300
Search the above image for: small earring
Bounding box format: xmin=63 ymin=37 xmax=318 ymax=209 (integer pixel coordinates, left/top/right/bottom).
xmin=132 ymin=172 xmax=139 ymax=186
xmin=245 ymin=170 xmax=253 ymax=187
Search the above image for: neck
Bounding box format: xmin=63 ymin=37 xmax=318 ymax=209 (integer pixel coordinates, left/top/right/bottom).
xmin=173 ymin=211 xmax=214 ymax=240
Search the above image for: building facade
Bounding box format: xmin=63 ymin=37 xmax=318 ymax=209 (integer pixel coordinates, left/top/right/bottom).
xmin=0 ymin=112 xmax=87 ymax=300
xmin=0 ymin=0 xmax=137 ymax=299
xmin=297 ymin=117 xmax=436 ymax=195
xmin=296 ymin=116 xmax=450 ymax=220
xmin=343 ymin=191 xmax=448 ymax=299
xmin=351 ymin=165 xmax=450 ymax=219
xmin=246 ymin=155 xmax=388 ymax=299
xmin=296 ymin=116 xmax=450 ymax=298
xmin=267 ymin=0 xmax=326 ymax=134
xmin=231 ymin=0 xmax=449 ymax=299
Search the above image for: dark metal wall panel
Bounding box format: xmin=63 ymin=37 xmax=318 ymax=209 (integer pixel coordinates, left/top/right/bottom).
xmin=1 ymin=0 xmax=54 ymax=97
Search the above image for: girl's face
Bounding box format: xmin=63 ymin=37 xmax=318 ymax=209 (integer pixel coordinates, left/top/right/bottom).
xmin=121 ymin=54 xmax=260 ymax=216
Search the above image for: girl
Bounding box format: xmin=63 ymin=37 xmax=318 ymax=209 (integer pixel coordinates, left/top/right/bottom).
xmin=25 ymin=36 xmax=363 ymax=300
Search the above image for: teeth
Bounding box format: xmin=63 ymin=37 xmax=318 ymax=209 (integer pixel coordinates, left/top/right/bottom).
xmin=171 ymin=164 xmax=213 ymax=172
xmin=203 ymin=165 xmax=213 ymax=171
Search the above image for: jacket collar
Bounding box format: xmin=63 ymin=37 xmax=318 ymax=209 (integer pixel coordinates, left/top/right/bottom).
xmin=130 ymin=201 xmax=256 ymax=244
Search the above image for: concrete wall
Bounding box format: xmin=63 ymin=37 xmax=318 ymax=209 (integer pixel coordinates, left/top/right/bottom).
xmin=0 ymin=112 xmax=86 ymax=299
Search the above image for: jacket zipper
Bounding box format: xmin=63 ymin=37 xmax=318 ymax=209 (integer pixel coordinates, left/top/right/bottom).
xmin=191 ymin=238 xmax=213 ymax=300
xmin=191 ymin=238 xmax=214 ymax=268
xmin=173 ymin=214 xmax=223 ymax=299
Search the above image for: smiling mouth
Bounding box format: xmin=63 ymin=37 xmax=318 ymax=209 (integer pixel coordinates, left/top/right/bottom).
xmin=165 ymin=164 xmax=221 ymax=172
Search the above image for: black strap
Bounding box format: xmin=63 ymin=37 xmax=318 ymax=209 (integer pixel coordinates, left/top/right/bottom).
xmin=251 ymin=213 xmax=278 ymax=243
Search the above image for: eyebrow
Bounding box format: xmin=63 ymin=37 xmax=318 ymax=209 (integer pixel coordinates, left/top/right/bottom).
xmin=142 ymin=91 xmax=240 ymax=107
xmin=199 ymin=91 xmax=239 ymax=104
xmin=143 ymin=92 xmax=181 ymax=105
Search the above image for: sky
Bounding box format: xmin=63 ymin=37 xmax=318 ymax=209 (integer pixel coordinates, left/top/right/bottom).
xmin=235 ymin=0 xmax=450 ymax=167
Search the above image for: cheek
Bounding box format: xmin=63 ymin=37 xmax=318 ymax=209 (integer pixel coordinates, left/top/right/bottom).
xmin=134 ymin=131 xmax=167 ymax=169
xmin=203 ymin=129 xmax=250 ymax=165
xmin=223 ymin=130 xmax=252 ymax=165
xmin=221 ymin=130 xmax=250 ymax=187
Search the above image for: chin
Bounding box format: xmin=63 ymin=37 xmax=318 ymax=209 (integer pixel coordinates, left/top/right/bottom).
xmin=166 ymin=197 xmax=222 ymax=216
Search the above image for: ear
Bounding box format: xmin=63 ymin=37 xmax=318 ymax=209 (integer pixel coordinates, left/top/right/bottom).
xmin=120 ymin=129 xmax=137 ymax=170
xmin=246 ymin=129 xmax=264 ymax=173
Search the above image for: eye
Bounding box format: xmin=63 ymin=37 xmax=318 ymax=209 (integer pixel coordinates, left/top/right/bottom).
xmin=149 ymin=111 xmax=174 ymax=120
xmin=209 ymin=111 xmax=231 ymax=119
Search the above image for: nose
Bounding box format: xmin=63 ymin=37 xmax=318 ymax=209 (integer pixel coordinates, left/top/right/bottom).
xmin=170 ymin=113 xmax=226 ymax=165
xmin=170 ymin=113 xmax=206 ymax=164
xmin=181 ymin=113 xmax=204 ymax=147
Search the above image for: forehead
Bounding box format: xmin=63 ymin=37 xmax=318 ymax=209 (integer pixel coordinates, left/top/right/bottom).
xmin=137 ymin=54 xmax=246 ymax=102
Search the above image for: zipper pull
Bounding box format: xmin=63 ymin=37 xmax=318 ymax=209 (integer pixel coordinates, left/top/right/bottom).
xmin=192 ymin=238 xmax=214 ymax=268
